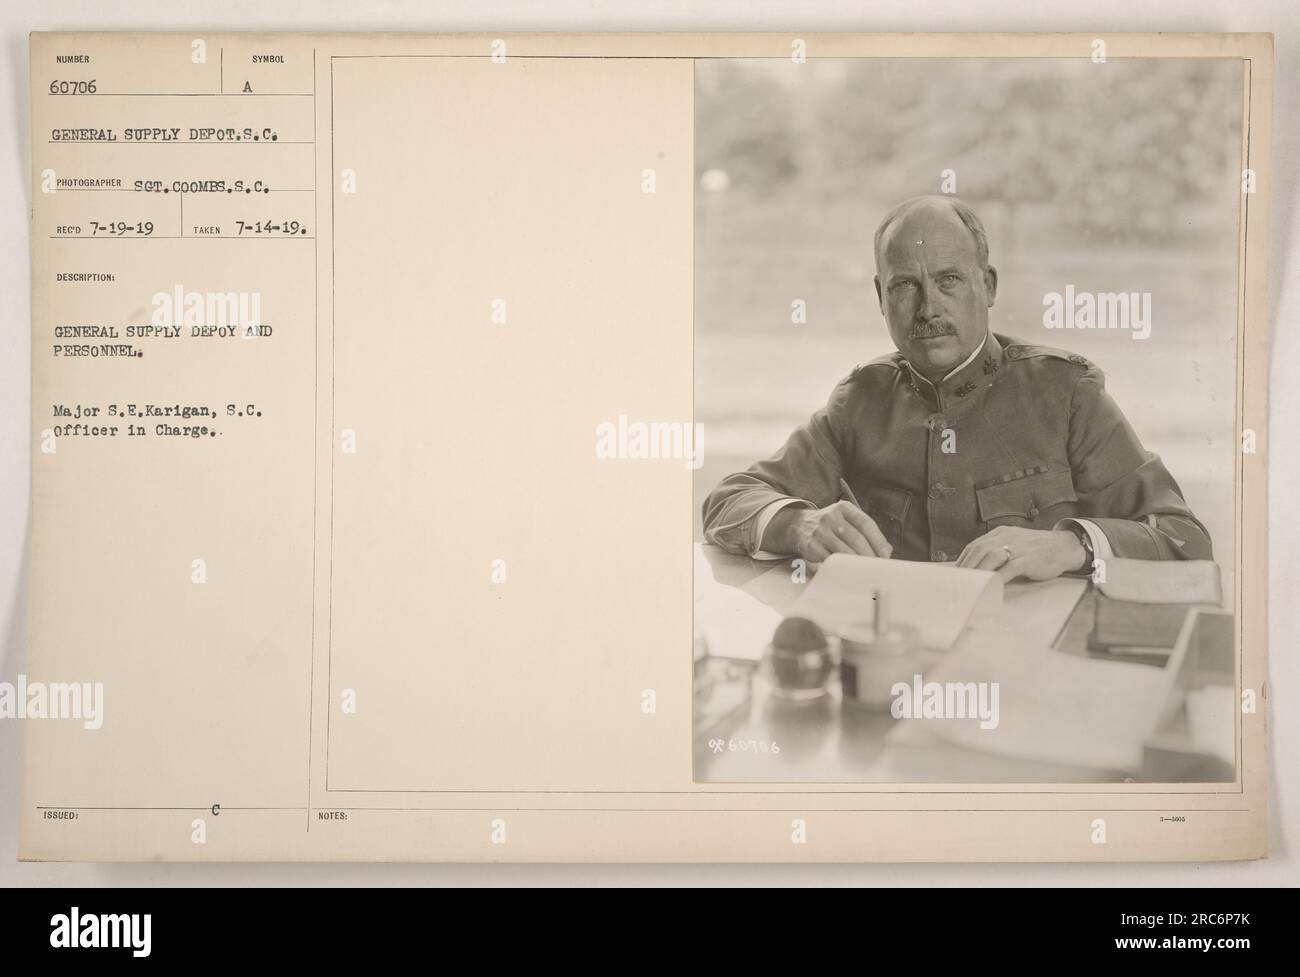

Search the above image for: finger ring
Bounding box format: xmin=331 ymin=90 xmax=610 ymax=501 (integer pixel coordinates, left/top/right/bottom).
xmin=1001 ymin=545 xmax=1014 ymax=559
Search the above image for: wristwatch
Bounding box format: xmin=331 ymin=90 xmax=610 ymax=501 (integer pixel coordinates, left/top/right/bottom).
xmin=1065 ymin=523 xmax=1095 ymax=576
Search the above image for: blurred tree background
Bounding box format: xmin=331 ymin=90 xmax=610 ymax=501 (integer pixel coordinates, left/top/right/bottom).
xmin=695 ymin=59 xmax=1243 ymax=589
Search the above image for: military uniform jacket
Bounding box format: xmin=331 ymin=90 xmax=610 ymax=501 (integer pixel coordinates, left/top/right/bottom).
xmin=702 ymin=332 xmax=1211 ymax=563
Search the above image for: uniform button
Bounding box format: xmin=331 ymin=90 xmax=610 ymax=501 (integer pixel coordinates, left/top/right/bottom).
xmin=1005 ymin=347 xmax=1022 ymax=360
xmin=928 ymin=483 xmax=944 ymax=500
xmin=934 ymin=550 xmax=948 ymax=562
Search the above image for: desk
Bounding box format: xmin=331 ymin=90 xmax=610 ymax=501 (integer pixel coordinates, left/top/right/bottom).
xmin=693 ymin=544 xmax=1229 ymax=784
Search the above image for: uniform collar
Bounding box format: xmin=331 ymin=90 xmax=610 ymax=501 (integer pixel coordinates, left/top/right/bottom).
xmin=940 ymin=334 xmax=988 ymax=382
xmin=902 ymin=331 xmax=1003 ymax=402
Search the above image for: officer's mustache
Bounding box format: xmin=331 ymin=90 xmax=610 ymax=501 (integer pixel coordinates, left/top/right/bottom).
xmin=908 ymin=319 xmax=957 ymax=339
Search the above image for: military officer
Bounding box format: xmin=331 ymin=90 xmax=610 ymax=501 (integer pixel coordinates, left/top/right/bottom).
xmin=702 ymin=195 xmax=1211 ymax=581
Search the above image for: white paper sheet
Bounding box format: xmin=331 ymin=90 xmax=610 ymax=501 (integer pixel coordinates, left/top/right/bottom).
xmin=894 ymin=628 xmax=1172 ymax=772
xmin=787 ymin=554 xmax=1003 ymax=651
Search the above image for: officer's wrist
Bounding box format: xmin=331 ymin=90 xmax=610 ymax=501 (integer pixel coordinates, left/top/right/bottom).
xmin=1058 ymin=526 xmax=1092 ymax=574
xmin=766 ymin=506 xmax=809 ymax=555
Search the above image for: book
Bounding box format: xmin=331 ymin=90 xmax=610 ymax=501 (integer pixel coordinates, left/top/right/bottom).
xmin=1088 ymin=559 xmax=1223 ymax=662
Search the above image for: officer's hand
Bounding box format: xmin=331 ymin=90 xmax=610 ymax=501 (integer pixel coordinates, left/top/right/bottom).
xmin=772 ymin=501 xmax=893 ymax=563
xmin=955 ymin=526 xmax=1085 ymax=582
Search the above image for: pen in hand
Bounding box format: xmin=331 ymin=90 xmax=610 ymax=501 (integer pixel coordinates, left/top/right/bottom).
xmin=838 ymin=478 xmax=864 ymax=510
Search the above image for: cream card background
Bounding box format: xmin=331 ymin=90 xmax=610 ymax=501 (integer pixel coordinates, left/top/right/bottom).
xmin=327 ymin=55 xmax=693 ymax=791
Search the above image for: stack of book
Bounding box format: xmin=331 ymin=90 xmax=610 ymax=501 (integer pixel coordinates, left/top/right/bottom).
xmin=1087 ymin=560 xmax=1223 ymax=666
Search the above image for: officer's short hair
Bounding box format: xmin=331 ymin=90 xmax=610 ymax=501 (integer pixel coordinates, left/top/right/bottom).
xmin=874 ymin=196 xmax=990 ymax=272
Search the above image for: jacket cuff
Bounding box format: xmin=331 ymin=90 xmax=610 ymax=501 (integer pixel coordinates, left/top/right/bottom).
xmin=1053 ymin=517 xmax=1113 ymax=575
xmin=751 ymin=498 xmax=813 ymax=558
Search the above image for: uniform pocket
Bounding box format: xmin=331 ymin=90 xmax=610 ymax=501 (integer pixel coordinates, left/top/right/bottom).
xmin=864 ymin=485 xmax=912 ymax=549
xmin=975 ymin=468 xmax=1077 ymax=528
